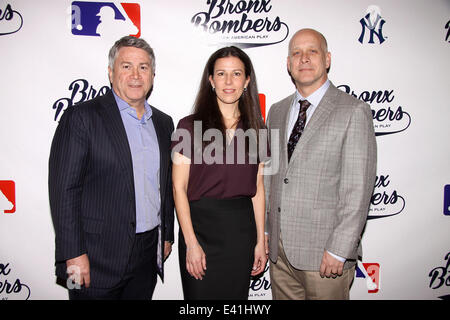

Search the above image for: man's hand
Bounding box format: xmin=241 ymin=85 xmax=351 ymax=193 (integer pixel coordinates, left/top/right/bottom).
xmin=164 ymin=241 xmax=173 ymax=261
xmin=66 ymin=253 xmax=90 ymax=288
xmin=319 ymin=251 xmax=344 ymax=278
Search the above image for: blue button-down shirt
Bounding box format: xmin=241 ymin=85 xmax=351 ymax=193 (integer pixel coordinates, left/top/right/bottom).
xmin=113 ymin=91 xmax=161 ymax=233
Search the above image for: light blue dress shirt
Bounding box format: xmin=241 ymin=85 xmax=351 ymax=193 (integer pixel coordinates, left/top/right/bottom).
xmin=113 ymin=91 xmax=161 ymax=233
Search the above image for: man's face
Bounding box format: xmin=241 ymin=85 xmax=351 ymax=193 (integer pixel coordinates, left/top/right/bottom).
xmin=108 ymin=46 xmax=154 ymax=108
xmin=287 ymin=30 xmax=331 ymax=94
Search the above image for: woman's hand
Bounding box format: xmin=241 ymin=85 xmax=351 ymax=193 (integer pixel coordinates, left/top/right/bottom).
xmin=251 ymin=242 xmax=268 ymax=276
xmin=186 ymin=243 xmax=207 ymax=280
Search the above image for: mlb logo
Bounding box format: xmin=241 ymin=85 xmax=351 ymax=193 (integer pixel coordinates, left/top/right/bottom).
xmin=71 ymin=1 xmax=141 ymax=38
xmin=0 ymin=180 xmax=15 ymax=214
xmin=356 ymin=262 xmax=380 ymax=293
xmin=444 ymin=185 xmax=450 ymax=215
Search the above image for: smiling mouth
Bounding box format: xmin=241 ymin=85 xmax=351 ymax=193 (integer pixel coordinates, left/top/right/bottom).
xmin=223 ymin=89 xmax=236 ymax=94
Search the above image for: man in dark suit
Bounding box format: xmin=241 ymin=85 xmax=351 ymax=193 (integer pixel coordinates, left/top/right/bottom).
xmin=49 ymin=36 xmax=174 ymax=300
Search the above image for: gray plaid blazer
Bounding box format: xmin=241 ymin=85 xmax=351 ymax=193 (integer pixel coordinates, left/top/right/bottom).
xmin=264 ymin=82 xmax=377 ymax=271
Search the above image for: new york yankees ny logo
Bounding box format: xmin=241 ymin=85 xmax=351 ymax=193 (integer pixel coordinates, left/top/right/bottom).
xmin=358 ymin=5 xmax=386 ymax=44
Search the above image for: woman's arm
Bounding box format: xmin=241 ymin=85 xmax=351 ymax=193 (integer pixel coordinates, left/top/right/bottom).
xmin=251 ymin=162 xmax=268 ymax=276
xmin=172 ymin=152 xmax=207 ymax=280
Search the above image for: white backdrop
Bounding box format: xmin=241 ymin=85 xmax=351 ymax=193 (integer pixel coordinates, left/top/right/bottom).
xmin=1 ymin=0 xmax=449 ymax=300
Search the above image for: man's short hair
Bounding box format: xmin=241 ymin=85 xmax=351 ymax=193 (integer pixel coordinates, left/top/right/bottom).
xmin=108 ymin=36 xmax=155 ymax=73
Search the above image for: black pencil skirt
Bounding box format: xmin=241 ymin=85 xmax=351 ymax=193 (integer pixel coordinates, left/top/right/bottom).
xmin=178 ymin=197 xmax=257 ymax=300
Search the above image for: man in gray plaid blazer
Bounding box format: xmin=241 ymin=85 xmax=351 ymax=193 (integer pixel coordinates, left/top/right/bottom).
xmin=264 ymin=28 xmax=377 ymax=299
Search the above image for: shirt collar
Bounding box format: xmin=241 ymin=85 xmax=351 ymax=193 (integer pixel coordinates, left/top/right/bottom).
xmin=112 ymin=89 xmax=153 ymax=120
xmin=295 ymin=79 xmax=330 ymax=107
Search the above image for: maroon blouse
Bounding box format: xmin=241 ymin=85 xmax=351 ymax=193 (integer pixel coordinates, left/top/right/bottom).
xmin=171 ymin=115 xmax=260 ymax=202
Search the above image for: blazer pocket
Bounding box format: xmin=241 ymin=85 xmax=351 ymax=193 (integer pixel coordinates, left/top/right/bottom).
xmin=82 ymin=217 xmax=104 ymax=234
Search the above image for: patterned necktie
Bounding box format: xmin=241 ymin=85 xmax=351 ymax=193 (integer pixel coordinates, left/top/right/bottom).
xmin=287 ymin=99 xmax=311 ymax=162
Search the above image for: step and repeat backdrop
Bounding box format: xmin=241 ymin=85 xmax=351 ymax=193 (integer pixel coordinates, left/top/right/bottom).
xmin=1 ymin=0 xmax=449 ymax=300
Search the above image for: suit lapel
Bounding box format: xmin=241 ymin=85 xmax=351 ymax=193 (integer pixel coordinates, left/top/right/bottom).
xmin=288 ymin=83 xmax=338 ymax=165
xmin=280 ymin=94 xmax=296 ymax=170
xmin=151 ymin=110 xmax=167 ymax=200
xmin=97 ymin=90 xmax=136 ymax=202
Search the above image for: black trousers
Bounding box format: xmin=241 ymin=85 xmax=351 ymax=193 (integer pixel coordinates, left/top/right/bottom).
xmin=179 ymin=197 xmax=256 ymax=300
xmin=69 ymin=227 xmax=158 ymax=300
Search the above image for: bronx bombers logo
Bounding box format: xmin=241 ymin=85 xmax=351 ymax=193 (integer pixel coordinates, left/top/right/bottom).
xmin=358 ymin=5 xmax=386 ymax=44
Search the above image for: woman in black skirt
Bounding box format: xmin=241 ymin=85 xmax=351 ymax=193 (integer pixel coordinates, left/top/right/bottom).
xmin=171 ymin=46 xmax=268 ymax=300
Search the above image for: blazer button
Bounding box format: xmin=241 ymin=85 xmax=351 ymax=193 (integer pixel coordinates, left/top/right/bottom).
xmin=277 ymin=207 xmax=281 ymax=213
xmin=284 ymin=178 xmax=289 ymax=184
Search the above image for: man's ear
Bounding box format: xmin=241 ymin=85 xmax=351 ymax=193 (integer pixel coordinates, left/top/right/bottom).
xmin=108 ymin=66 xmax=113 ymax=84
xmin=286 ymin=56 xmax=291 ymax=74
xmin=326 ymin=52 xmax=331 ymax=70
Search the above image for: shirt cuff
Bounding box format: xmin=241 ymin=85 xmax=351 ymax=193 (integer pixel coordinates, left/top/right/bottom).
xmin=327 ymin=251 xmax=346 ymax=263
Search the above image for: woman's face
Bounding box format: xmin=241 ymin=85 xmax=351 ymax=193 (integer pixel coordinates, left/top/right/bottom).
xmin=209 ymin=56 xmax=250 ymax=109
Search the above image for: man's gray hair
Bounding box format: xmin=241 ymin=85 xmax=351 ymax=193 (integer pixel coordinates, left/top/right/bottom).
xmin=108 ymin=36 xmax=155 ymax=73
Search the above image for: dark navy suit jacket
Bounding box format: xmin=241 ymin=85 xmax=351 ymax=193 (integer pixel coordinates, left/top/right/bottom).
xmin=49 ymin=89 xmax=174 ymax=288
